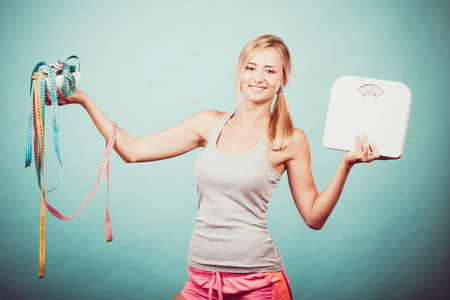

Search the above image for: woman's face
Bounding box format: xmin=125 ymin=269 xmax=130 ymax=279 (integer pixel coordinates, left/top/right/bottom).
xmin=240 ymin=47 xmax=285 ymax=104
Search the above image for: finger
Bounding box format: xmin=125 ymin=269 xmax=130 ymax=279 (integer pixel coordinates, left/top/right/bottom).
xmin=44 ymin=91 xmax=51 ymax=105
xmin=369 ymin=142 xmax=380 ymax=161
xmin=355 ymin=134 xmax=362 ymax=152
xmin=46 ymin=90 xmax=59 ymax=99
xmin=362 ymin=134 xmax=369 ymax=155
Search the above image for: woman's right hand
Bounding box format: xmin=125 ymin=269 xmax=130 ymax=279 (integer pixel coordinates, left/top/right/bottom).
xmin=45 ymin=89 xmax=88 ymax=106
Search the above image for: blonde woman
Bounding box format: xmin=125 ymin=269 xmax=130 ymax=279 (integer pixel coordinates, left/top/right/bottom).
xmin=53 ymin=34 xmax=381 ymax=300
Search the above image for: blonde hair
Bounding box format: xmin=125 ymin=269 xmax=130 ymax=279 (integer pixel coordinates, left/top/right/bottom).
xmin=235 ymin=34 xmax=294 ymax=151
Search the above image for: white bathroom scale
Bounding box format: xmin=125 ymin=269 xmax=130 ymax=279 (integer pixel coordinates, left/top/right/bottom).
xmin=323 ymin=75 xmax=412 ymax=158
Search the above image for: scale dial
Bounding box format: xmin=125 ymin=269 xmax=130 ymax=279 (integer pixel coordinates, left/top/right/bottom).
xmin=358 ymin=84 xmax=384 ymax=98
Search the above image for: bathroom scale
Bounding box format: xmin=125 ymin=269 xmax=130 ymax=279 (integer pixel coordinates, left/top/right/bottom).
xmin=323 ymin=75 xmax=412 ymax=158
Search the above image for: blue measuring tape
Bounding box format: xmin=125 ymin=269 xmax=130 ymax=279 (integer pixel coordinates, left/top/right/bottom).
xmin=25 ymin=56 xmax=117 ymax=279
xmin=25 ymin=55 xmax=81 ymax=192
xmin=61 ymin=55 xmax=80 ymax=97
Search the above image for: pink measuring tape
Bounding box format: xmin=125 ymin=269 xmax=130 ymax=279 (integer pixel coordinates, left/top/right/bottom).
xmin=45 ymin=122 xmax=118 ymax=240
xmin=38 ymin=122 xmax=118 ymax=278
xmin=28 ymin=60 xmax=119 ymax=279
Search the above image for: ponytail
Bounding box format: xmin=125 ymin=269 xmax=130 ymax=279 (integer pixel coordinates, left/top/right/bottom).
xmin=268 ymin=90 xmax=294 ymax=151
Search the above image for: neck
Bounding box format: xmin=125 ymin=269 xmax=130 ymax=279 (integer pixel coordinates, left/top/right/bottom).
xmin=234 ymin=99 xmax=272 ymax=129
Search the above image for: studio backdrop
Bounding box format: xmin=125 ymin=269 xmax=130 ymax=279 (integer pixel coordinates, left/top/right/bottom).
xmin=1 ymin=0 xmax=449 ymax=299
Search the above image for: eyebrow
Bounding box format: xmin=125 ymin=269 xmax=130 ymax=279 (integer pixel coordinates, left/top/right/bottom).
xmin=247 ymin=62 xmax=277 ymax=68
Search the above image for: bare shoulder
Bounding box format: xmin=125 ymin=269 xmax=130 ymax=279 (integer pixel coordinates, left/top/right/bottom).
xmin=192 ymin=110 xmax=226 ymax=123
xmin=284 ymin=128 xmax=311 ymax=161
xmin=292 ymin=128 xmax=309 ymax=146
xmin=189 ymin=110 xmax=226 ymax=146
xmin=189 ymin=110 xmax=225 ymax=130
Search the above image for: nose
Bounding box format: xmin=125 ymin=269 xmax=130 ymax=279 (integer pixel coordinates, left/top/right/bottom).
xmin=252 ymin=70 xmax=264 ymax=84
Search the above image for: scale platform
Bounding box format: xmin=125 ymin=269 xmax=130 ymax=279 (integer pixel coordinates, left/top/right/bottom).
xmin=323 ymin=75 xmax=412 ymax=158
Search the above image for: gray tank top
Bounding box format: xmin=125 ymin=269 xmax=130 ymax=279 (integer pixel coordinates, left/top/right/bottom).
xmin=187 ymin=109 xmax=284 ymax=273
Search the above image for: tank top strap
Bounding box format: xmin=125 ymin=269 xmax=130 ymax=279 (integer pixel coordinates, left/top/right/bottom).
xmin=206 ymin=109 xmax=237 ymax=148
xmin=255 ymin=134 xmax=269 ymax=154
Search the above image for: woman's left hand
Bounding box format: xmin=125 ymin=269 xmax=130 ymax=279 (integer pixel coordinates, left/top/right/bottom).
xmin=343 ymin=134 xmax=381 ymax=166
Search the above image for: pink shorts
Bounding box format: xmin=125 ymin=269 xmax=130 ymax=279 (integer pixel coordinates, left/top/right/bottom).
xmin=180 ymin=267 xmax=293 ymax=300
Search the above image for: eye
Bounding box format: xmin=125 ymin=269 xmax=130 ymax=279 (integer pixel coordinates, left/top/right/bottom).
xmin=266 ymin=69 xmax=276 ymax=74
xmin=246 ymin=67 xmax=255 ymax=71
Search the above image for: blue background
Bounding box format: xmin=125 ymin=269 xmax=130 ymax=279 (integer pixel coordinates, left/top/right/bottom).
xmin=1 ymin=0 xmax=449 ymax=299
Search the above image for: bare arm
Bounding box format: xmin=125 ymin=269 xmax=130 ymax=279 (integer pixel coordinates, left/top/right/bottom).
xmin=286 ymin=130 xmax=380 ymax=230
xmin=52 ymin=89 xmax=219 ymax=163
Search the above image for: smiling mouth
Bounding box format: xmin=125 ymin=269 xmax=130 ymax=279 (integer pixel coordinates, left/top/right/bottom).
xmin=249 ymin=85 xmax=268 ymax=91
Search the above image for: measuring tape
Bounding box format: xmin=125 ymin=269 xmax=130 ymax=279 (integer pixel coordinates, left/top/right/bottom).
xmin=26 ymin=57 xmax=117 ymax=279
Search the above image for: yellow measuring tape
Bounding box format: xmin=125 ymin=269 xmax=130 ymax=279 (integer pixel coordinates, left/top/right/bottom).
xmin=32 ymin=72 xmax=47 ymax=278
xmin=30 ymin=71 xmax=117 ymax=279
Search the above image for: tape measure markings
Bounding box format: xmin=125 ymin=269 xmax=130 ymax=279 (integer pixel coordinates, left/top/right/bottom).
xmin=27 ymin=56 xmax=116 ymax=279
xmin=44 ymin=123 xmax=117 ymax=226
xmin=33 ymin=73 xmax=46 ymax=279
xmin=106 ymin=153 xmax=112 ymax=242
xmin=27 ymin=59 xmax=69 ymax=192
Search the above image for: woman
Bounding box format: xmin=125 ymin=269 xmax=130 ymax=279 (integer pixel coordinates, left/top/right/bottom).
xmin=52 ymin=35 xmax=381 ymax=299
